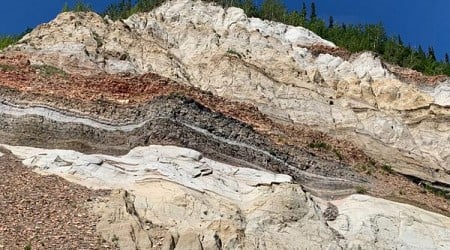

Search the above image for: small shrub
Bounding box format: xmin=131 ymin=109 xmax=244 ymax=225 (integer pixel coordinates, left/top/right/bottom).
xmin=33 ymin=65 xmax=67 ymax=77
xmin=332 ymin=148 xmax=343 ymax=161
xmin=381 ymin=164 xmax=394 ymax=174
xmin=355 ymin=186 xmax=367 ymax=194
xmin=24 ymin=243 xmax=32 ymax=250
xmin=308 ymin=141 xmax=331 ymax=151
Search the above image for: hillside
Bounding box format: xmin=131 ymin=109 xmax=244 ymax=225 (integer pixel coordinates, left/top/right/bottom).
xmin=0 ymin=0 xmax=449 ymax=249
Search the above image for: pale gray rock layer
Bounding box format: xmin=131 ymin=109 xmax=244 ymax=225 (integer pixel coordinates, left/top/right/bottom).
xmin=10 ymin=0 xmax=450 ymax=187
xmin=4 ymin=144 xmax=450 ymax=249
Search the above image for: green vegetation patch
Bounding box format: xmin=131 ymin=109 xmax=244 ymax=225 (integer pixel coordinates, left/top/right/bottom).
xmin=62 ymin=0 xmax=92 ymax=12
xmin=33 ymin=64 xmax=68 ymax=77
xmin=422 ymin=182 xmax=450 ymax=200
xmin=355 ymin=186 xmax=367 ymax=194
xmin=381 ymin=164 xmax=394 ymax=174
xmin=0 ymin=64 xmax=17 ymax=71
xmin=308 ymin=141 xmax=331 ymax=150
xmin=0 ymin=35 xmax=20 ymax=50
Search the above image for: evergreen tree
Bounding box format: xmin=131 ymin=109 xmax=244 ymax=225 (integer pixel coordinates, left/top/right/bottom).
xmin=445 ymin=53 xmax=449 ymax=64
xmin=61 ymin=2 xmax=70 ymax=12
xmin=135 ymin=0 xmax=164 ymax=13
xmin=428 ymin=46 xmax=436 ymax=61
xmin=261 ymin=0 xmax=286 ymax=22
xmin=417 ymin=45 xmax=426 ymax=59
xmin=73 ymin=0 xmax=92 ymax=12
xmin=397 ymin=35 xmax=403 ymax=46
xmin=310 ymin=2 xmax=317 ymax=21
xmin=328 ymin=16 xmax=334 ymax=28
xmin=300 ymin=2 xmax=307 ymax=19
xmin=240 ymin=0 xmax=258 ymax=18
xmin=103 ymin=0 xmax=133 ymax=20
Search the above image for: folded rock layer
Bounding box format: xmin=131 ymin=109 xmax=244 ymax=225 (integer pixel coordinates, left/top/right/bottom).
xmin=1 ymin=0 xmax=449 ymax=249
xmin=10 ymin=0 xmax=450 ymax=188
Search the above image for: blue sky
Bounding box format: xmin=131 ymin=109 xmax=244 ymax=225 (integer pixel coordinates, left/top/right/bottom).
xmin=1 ymin=0 xmax=448 ymax=59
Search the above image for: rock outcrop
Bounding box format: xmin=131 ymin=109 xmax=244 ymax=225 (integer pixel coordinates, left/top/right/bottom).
xmin=3 ymin=144 xmax=341 ymax=249
xmin=1 ymin=0 xmax=449 ymax=249
xmin=9 ymin=0 xmax=450 ymax=189
xmin=0 ymin=86 xmax=367 ymax=197
xmin=328 ymin=195 xmax=450 ymax=250
xmin=4 ymin=144 xmax=450 ymax=249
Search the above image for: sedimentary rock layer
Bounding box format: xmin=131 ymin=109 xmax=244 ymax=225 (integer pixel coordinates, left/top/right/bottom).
xmin=0 ymin=53 xmax=447 ymax=214
xmin=3 ymin=144 xmax=449 ymax=249
xmin=10 ymin=0 xmax=449 ymax=187
xmin=0 ymin=93 xmax=366 ymax=197
xmin=0 ymin=1 xmax=449 ymax=248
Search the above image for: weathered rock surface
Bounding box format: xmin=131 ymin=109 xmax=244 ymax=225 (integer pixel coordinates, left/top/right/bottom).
xmin=10 ymin=0 xmax=450 ymax=188
xmin=328 ymin=194 xmax=450 ymax=250
xmin=0 ymin=94 xmax=366 ymax=196
xmin=5 ymin=144 xmax=449 ymax=249
xmin=3 ymin=144 xmax=340 ymax=249
xmin=1 ymin=0 xmax=449 ymax=249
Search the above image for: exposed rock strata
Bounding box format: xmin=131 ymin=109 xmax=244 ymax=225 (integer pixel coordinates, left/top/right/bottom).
xmin=3 ymin=144 xmax=342 ymax=249
xmin=9 ymin=0 xmax=450 ymax=188
xmin=0 ymin=0 xmax=449 ymax=249
xmin=5 ymin=144 xmax=450 ymax=249
xmin=0 ymin=94 xmax=366 ymax=197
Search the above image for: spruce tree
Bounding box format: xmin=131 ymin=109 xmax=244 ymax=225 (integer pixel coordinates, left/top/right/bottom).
xmin=61 ymin=2 xmax=70 ymax=12
xmin=310 ymin=2 xmax=317 ymax=21
xmin=328 ymin=16 xmax=334 ymax=28
xmin=428 ymin=46 xmax=436 ymax=61
xmin=261 ymin=0 xmax=286 ymax=22
xmin=417 ymin=45 xmax=426 ymax=59
xmin=300 ymin=2 xmax=307 ymax=19
xmin=445 ymin=53 xmax=449 ymax=64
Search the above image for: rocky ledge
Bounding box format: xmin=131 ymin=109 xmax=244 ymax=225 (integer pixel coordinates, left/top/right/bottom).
xmin=0 ymin=0 xmax=449 ymax=249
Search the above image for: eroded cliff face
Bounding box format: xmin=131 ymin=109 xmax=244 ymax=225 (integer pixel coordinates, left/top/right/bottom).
xmin=10 ymin=0 xmax=450 ymax=188
xmin=2 ymin=145 xmax=450 ymax=250
xmin=1 ymin=0 xmax=449 ymax=249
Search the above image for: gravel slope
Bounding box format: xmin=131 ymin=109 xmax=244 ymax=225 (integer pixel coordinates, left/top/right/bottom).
xmin=0 ymin=149 xmax=114 ymax=250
